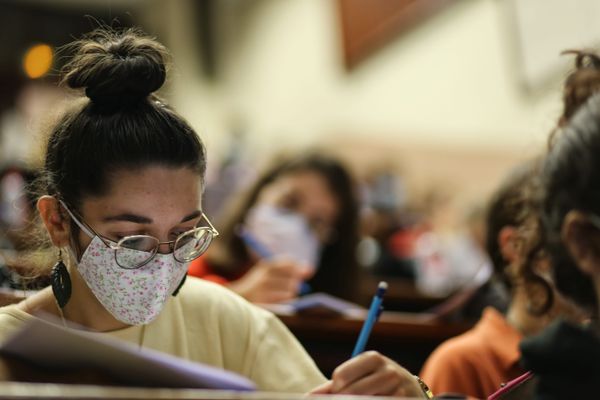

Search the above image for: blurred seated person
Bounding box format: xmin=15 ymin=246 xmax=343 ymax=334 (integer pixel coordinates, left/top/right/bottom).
xmin=513 ymin=49 xmax=600 ymax=400
xmin=0 ymin=164 xmax=39 ymax=249
xmin=355 ymin=164 xmax=416 ymax=279
xmin=426 ymin=201 xmax=510 ymax=322
xmin=0 ymin=164 xmax=48 ymax=290
xmin=188 ymin=153 xmax=360 ymax=304
xmin=410 ymin=188 xmax=492 ymax=299
xmin=419 ymin=159 xmax=588 ymax=399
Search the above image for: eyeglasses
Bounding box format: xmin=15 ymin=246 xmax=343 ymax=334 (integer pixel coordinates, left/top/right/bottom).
xmin=59 ymin=200 xmax=219 ymax=269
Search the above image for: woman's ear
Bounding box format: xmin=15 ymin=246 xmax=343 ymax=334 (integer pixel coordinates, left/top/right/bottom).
xmin=561 ymin=210 xmax=600 ymax=276
xmin=498 ymin=226 xmax=519 ymax=263
xmin=37 ymin=195 xmax=71 ymax=247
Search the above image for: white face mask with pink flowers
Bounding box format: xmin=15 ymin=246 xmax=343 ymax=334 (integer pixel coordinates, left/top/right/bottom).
xmin=72 ymin=236 xmax=189 ymax=325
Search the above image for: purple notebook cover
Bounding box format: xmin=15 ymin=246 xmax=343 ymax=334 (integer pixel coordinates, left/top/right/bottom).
xmin=0 ymin=316 xmax=255 ymax=391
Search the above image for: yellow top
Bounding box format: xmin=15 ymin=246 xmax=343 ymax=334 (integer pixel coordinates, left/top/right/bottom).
xmin=0 ymin=277 xmax=326 ymax=392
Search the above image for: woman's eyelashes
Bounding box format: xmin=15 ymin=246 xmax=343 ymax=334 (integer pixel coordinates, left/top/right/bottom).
xmin=111 ymin=232 xmax=144 ymax=240
xmin=170 ymin=224 xmax=201 ymax=239
xmin=109 ymin=226 xmax=196 ymax=242
xmin=106 ymin=213 xmax=204 ymax=241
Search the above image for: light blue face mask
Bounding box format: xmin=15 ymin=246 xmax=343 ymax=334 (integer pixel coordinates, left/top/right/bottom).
xmin=243 ymin=204 xmax=321 ymax=271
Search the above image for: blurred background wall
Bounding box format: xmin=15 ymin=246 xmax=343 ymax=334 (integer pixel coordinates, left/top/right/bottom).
xmin=1 ymin=0 xmax=599 ymax=211
xmin=172 ymin=0 xmax=558 ymax=154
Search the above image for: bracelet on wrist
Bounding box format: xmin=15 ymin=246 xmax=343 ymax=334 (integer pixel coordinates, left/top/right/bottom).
xmin=414 ymin=375 xmax=434 ymax=399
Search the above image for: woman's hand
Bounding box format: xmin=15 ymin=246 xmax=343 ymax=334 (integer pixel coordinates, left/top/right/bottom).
xmin=310 ymin=351 xmax=427 ymax=398
xmin=226 ymin=259 xmax=313 ymax=304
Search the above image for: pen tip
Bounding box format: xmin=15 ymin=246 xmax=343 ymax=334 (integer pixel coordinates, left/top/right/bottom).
xmin=378 ymin=281 xmax=388 ymax=290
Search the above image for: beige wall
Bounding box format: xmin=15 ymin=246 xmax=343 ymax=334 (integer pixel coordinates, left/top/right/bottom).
xmin=163 ymin=0 xmax=566 ymax=150
xmin=156 ymin=0 xmax=574 ymax=205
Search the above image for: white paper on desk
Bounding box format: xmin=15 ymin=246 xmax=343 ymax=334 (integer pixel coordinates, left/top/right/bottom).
xmin=286 ymin=293 xmax=365 ymax=317
xmin=0 ymin=317 xmax=256 ymax=391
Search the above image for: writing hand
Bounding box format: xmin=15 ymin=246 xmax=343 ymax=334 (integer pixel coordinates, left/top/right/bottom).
xmin=309 ymin=351 xmax=427 ymax=398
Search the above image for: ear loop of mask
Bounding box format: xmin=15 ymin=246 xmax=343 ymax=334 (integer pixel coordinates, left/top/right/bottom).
xmin=58 ymin=200 xmax=90 ymax=263
xmin=172 ymin=274 xmax=187 ymax=297
xmin=66 ymin=221 xmax=84 ymax=263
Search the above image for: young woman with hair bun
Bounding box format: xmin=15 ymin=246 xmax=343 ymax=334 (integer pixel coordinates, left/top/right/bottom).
xmin=0 ymin=28 xmax=427 ymax=397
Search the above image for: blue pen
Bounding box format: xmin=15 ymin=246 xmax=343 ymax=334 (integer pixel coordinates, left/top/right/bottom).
xmin=237 ymin=226 xmax=272 ymax=259
xmin=236 ymin=226 xmax=312 ymax=295
xmin=352 ymin=281 xmax=387 ymax=357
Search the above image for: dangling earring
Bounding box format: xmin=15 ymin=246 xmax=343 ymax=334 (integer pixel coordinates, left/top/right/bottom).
xmin=51 ymin=249 xmax=71 ymax=308
xmin=172 ymin=274 xmax=187 ymax=297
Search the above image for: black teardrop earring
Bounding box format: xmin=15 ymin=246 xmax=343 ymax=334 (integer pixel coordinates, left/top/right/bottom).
xmin=51 ymin=249 xmax=71 ymax=309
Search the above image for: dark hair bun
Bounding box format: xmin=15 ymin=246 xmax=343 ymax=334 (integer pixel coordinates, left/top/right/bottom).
xmin=62 ymin=28 xmax=168 ymax=106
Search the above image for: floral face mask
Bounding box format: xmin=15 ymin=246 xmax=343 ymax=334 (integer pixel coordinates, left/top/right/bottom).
xmin=61 ymin=201 xmax=194 ymax=326
xmin=73 ymin=236 xmax=190 ymax=325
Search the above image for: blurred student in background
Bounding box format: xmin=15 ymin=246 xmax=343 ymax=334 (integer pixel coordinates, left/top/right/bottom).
xmin=0 ymin=164 xmax=48 ymax=290
xmin=411 ymin=188 xmax=492 ymax=300
xmin=188 ymin=153 xmax=360 ymax=304
xmin=420 ymin=160 xmax=586 ymax=398
xmin=517 ymin=51 xmax=600 ymax=399
xmin=0 ymin=164 xmax=38 ymax=249
xmin=421 ymin=50 xmax=600 ymax=399
xmin=516 ymin=96 xmax=600 ymax=399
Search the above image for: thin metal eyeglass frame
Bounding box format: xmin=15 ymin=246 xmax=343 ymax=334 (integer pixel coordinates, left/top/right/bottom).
xmin=58 ymin=200 xmax=219 ymax=269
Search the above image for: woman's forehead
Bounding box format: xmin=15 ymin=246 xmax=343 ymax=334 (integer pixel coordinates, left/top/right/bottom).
xmin=265 ymin=171 xmax=340 ymax=218
xmin=80 ymin=166 xmax=202 ymax=221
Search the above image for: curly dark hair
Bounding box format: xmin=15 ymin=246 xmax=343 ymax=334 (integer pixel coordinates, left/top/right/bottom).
xmin=538 ymin=93 xmax=600 ymax=315
xmin=485 ymin=160 xmax=541 ymax=290
xmin=518 ymin=50 xmax=600 ymax=316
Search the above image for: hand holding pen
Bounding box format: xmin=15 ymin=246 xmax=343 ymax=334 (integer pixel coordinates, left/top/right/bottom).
xmin=311 ymin=281 xmax=430 ymax=397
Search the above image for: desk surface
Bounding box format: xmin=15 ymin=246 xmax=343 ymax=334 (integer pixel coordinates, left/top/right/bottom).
xmin=277 ymin=311 xmax=470 ymax=341
xmin=357 ymin=275 xmax=445 ymax=312
xmin=264 ymin=306 xmax=473 ymax=376
xmin=0 ymin=382 xmax=420 ymax=399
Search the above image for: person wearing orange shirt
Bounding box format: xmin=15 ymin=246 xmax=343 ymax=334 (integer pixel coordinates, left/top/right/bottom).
xmin=420 ymin=50 xmax=600 ymax=400
xmin=420 ymin=159 xmax=587 ymax=399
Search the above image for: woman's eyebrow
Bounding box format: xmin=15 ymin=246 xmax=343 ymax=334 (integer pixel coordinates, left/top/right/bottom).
xmin=102 ymin=214 xmax=152 ymax=224
xmin=101 ymin=210 xmax=202 ymax=224
xmin=181 ymin=210 xmax=202 ymax=223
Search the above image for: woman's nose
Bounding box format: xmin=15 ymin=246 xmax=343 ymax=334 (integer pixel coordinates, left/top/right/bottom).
xmin=157 ymin=242 xmax=172 ymax=254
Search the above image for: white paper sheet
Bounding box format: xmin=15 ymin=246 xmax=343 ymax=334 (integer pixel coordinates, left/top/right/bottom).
xmin=0 ymin=316 xmax=256 ymax=391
